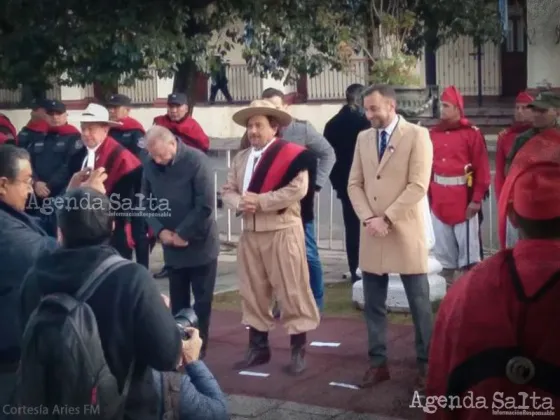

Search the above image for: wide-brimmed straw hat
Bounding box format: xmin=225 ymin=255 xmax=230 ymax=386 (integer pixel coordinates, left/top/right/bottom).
xmin=232 ymin=99 xmax=292 ymax=127
xmin=74 ymin=103 xmax=121 ymax=126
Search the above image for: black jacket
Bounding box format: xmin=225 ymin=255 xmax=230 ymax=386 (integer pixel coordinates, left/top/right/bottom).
xmin=0 ymin=201 xmax=57 ymax=364
xmin=20 ymin=244 xmax=182 ymax=420
xmin=323 ymin=105 xmax=370 ymax=198
xmin=142 ymin=141 xmax=220 ymax=268
xmin=27 ymin=130 xmax=83 ymax=197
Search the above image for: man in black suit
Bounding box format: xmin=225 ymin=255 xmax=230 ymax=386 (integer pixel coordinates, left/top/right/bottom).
xmin=323 ymin=84 xmax=370 ymax=282
xmin=142 ymin=125 xmax=219 ymax=359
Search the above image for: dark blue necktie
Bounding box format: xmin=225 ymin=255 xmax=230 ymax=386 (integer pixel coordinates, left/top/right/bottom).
xmin=379 ymin=130 xmax=388 ymax=160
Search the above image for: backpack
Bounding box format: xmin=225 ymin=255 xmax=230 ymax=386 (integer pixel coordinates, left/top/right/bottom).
xmin=15 ymin=255 xmax=135 ymax=419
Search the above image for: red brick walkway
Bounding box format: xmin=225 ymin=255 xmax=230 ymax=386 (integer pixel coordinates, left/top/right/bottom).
xmin=204 ymin=310 xmax=424 ymax=419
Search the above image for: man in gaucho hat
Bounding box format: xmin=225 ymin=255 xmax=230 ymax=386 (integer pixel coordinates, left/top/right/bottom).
xmin=221 ymin=99 xmax=320 ymax=375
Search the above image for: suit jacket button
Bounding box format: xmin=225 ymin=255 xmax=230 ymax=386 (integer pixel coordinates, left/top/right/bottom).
xmin=373 ymin=197 xmax=377 ymax=201
xmin=376 ymin=175 xmax=380 ymax=179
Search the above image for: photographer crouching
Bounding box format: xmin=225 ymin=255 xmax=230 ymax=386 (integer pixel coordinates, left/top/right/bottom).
xmin=154 ymin=306 xmax=229 ymax=419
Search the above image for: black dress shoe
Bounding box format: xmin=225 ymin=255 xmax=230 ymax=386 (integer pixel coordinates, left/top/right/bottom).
xmin=154 ymin=268 xmax=168 ymax=279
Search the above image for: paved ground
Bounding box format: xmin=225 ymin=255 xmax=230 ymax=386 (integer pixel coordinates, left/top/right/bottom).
xmin=206 ymin=311 xmax=423 ymax=419
xmin=227 ymin=395 xmax=408 ymax=419
xmin=148 ymin=248 xmax=424 ymax=419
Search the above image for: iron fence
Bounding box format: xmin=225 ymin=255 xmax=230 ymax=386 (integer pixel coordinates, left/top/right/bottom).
xmin=211 ymin=150 xmax=499 ymax=255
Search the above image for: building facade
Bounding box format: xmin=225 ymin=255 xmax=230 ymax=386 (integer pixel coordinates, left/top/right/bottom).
xmin=0 ymin=0 xmax=557 ymax=135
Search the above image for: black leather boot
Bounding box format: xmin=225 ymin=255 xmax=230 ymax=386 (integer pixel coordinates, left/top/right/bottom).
xmin=283 ymin=333 xmax=306 ymax=376
xmin=233 ymin=327 xmax=271 ymax=370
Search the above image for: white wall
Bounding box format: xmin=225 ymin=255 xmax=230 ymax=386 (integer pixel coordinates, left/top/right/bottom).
xmin=526 ymin=0 xmax=560 ymax=87
xmin=3 ymin=103 xmax=346 ymax=139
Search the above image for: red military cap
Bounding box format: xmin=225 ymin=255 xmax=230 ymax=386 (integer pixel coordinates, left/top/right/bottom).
xmin=500 ymin=161 xmax=560 ymax=227
xmin=511 ymin=161 xmax=560 ymax=220
xmin=0 ymin=132 xmax=9 ymax=145
xmin=515 ymin=91 xmax=534 ymax=104
xmin=441 ymin=86 xmax=465 ymax=116
xmin=498 ymin=128 xmax=560 ymax=247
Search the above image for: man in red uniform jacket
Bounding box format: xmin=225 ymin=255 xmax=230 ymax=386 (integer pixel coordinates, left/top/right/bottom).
xmin=497 ymin=107 xmax=560 ymax=249
xmin=106 ymin=93 xmax=151 ymax=268
xmin=495 ymin=92 xmax=533 ymax=249
xmin=425 ymin=160 xmax=560 ymax=420
xmin=494 ymin=91 xmax=533 ymax=199
xmin=17 ymin=99 xmax=50 ymax=149
xmin=69 ymin=103 xmax=142 ymax=260
xmin=153 ymin=93 xmax=209 ymax=152
xmin=429 ymin=86 xmax=491 ymax=287
xmin=0 ymin=113 xmax=17 ymax=144
xmin=25 ymin=100 xmax=82 ymax=236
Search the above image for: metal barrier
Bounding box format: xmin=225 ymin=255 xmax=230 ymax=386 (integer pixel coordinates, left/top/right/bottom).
xmin=212 ymin=150 xmax=499 ymax=255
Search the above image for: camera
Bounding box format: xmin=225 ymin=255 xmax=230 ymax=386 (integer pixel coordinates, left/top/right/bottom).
xmin=174 ymin=308 xmax=198 ymax=340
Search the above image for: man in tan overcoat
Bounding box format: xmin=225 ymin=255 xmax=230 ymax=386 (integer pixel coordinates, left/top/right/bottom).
xmin=221 ymin=100 xmax=320 ymax=375
xmin=347 ymin=85 xmax=434 ymax=391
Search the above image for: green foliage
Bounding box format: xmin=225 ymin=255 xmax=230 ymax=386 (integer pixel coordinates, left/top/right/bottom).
xmin=0 ymin=0 xmax=229 ymax=93
xmin=0 ymin=0 xmax=505 ymax=96
xmin=238 ymin=0 xmax=505 ymax=84
xmin=226 ymin=1 xmax=355 ymax=83
xmin=370 ymin=54 xmax=421 ymax=86
xmin=413 ymin=0 xmax=503 ymax=48
xmin=365 ymin=10 xmax=420 ymax=86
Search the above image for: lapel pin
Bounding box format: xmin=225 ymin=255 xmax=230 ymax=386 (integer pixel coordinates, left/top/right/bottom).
xmin=388 ymin=145 xmax=395 ymax=153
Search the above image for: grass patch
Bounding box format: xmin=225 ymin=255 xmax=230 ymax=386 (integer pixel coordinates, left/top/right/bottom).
xmin=213 ymin=282 xmax=441 ymax=324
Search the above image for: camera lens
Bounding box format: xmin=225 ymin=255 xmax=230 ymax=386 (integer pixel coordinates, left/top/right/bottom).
xmin=174 ymin=308 xmax=198 ymax=339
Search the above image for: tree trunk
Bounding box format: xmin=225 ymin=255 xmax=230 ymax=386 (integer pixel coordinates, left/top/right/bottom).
xmin=21 ymin=84 xmax=48 ymax=105
xmin=93 ymin=81 xmax=119 ymax=103
xmin=173 ymin=59 xmax=200 ymax=116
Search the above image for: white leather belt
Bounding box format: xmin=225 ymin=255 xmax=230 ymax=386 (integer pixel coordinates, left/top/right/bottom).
xmin=433 ymin=174 xmax=467 ymax=186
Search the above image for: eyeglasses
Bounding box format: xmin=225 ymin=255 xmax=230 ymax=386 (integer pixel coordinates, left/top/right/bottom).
xmin=13 ymin=178 xmax=34 ymax=188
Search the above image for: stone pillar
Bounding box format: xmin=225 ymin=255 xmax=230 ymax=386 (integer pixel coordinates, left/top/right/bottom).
xmin=352 ymin=195 xmax=447 ymax=312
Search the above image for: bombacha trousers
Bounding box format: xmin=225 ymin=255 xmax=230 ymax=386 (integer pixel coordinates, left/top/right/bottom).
xmin=237 ymin=224 xmax=320 ymax=335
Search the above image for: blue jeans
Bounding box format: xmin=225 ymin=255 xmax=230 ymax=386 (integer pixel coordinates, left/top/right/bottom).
xmin=304 ymin=221 xmax=324 ymax=311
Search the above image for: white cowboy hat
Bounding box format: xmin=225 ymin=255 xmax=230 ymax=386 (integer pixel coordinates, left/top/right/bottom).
xmin=75 ymin=103 xmax=121 ymax=126
xmin=232 ymin=99 xmax=292 ymax=127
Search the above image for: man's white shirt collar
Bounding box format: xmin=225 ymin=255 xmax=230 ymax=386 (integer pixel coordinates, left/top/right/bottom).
xmin=380 ymin=115 xmax=399 ymax=136
xmin=242 ymin=137 xmax=277 ymax=193
xmin=250 ymin=137 xmax=277 ymax=157
xmin=82 ymin=142 xmax=102 ymax=169
xmin=377 ymin=115 xmax=399 ymax=150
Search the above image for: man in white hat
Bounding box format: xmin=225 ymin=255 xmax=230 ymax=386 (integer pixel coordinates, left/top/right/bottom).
xmin=69 ymin=103 xmax=143 ymax=260
xmin=221 ymin=99 xmax=320 ymax=375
